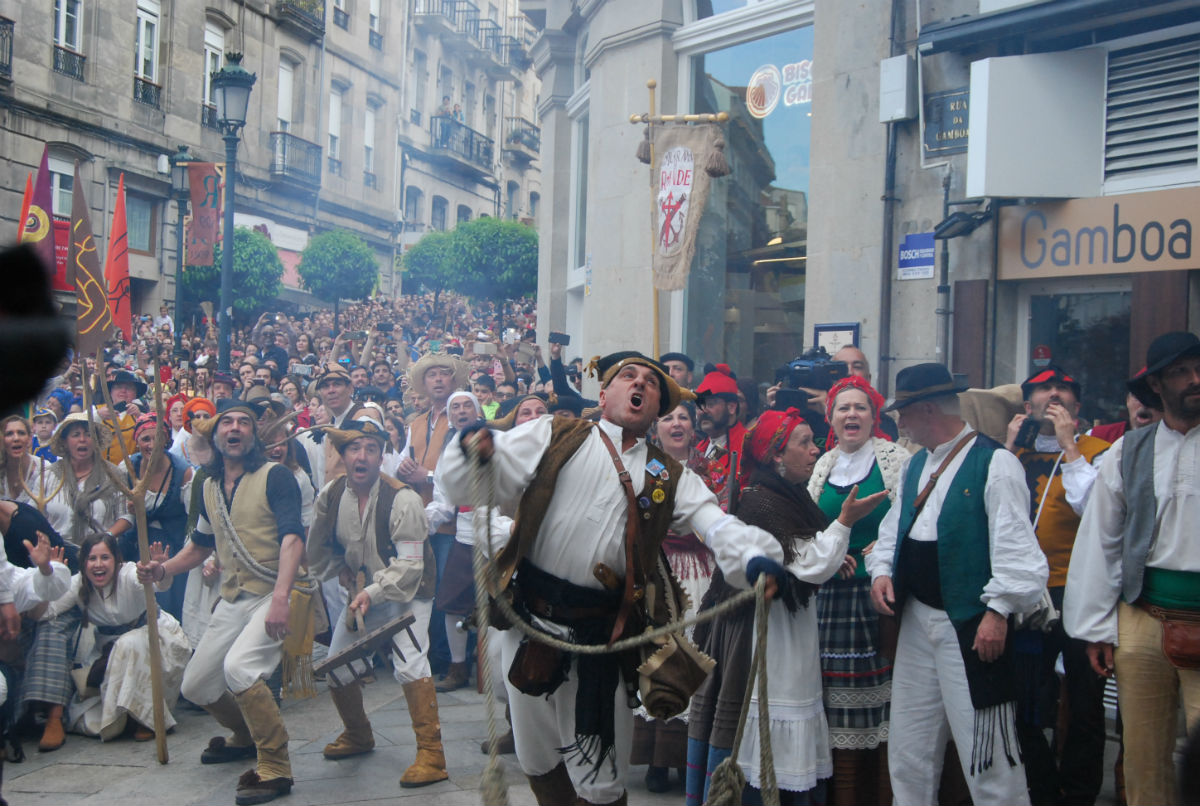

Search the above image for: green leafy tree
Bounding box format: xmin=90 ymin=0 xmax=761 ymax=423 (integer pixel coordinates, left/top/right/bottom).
xmin=401 ymin=229 xmax=455 ymax=305
xmin=450 ymin=217 xmax=538 ymax=300
xmin=297 ymin=229 xmax=379 ymax=322
xmin=401 ymin=218 xmax=537 ymax=304
xmin=182 ymin=227 xmax=284 ymax=324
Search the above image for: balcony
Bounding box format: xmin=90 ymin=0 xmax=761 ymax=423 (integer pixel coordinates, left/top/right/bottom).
xmin=333 ymin=6 xmax=349 ymax=28
xmin=327 ymin=156 xmax=342 ymax=175
xmin=364 ymin=171 xmax=377 ymax=189
xmin=0 ymin=18 xmax=13 ymax=81
xmin=133 ymin=76 xmax=161 ymax=108
xmin=414 ymin=0 xmax=477 ymax=47
xmin=503 ymin=117 xmax=539 ymax=161
xmin=430 ymin=114 xmax=494 ymax=176
xmin=369 ymin=29 xmax=383 ymax=49
xmin=269 ymin=131 xmax=322 ymax=188
xmin=277 ymin=0 xmax=325 ymax=40
xmin=53 ymin=45 xmax=85 ymax=81
xmin=202 ymin=103 xmax=219 ymax=130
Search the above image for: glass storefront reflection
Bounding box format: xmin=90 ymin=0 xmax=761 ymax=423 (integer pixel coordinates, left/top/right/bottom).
xmin=686 ymin=25 xmax=814 ymax=383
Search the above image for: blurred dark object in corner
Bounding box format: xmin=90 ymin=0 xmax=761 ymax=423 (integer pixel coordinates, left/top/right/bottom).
xmin=0 ymin=244 xmax=72 ymax=414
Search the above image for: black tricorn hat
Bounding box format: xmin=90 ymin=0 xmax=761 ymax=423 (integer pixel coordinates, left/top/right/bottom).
xmin=883 ymin=363 xmax=968 ymax=413
xmin=1128 ymin=331 xmax=1200 ymax=410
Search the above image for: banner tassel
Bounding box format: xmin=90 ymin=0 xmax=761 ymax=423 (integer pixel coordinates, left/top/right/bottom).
xmin=636 ymin=127 xmax=652 ymax=165
xmin=706 ymin=135 xmax=731 ymax=178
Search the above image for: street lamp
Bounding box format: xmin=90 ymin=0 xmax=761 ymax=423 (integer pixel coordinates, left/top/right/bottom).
xmin=210 ymin=51 xmax=256 ymax=372
xmin=168 ymin=145 xmax=190 ymax=358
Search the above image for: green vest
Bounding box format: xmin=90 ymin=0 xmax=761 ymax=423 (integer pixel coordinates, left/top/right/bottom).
xmin=817 ymin=461 xmax=889 ymax=579
xmin=893 ymin=435 xmax=998 ymax=627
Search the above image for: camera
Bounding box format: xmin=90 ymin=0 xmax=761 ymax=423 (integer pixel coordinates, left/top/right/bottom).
xmin=774 ymin=346 xmax=849 ymax=391
xmin=377 ymin=322 xmax=394 ymax=332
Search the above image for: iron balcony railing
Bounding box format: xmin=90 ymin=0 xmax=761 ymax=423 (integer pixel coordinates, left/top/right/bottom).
xmin=53 ymin=45 xmax=85 ymax=81
xmin=202 ymin=103 xmax=219 ymax=130
xmin=364 ymin=171 xmax=377 ymax=189
xmin=0 ymin=18 xmax=13 ymax=80
xmin=430 ymin=114 xmax=493 ymax=172
xmin=277 ymin=0 xmax=325 ymax=38
xmin=133 ymin=76 xmax=161 ymax=107
xmin=333 ymin=7 xmax=349 ymax=28
xmin=369 ymin=29 xmax=383 ymax=49
xmin=269 ymin=131 xmax=322 ymax=186
xmin=504 ymin=116 xmax=540 ymax=153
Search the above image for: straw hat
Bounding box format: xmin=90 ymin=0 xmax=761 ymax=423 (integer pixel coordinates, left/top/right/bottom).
xmin=407 ymin=353 xmax=469 ymax=398
xmin=49 ymin=412 xmax=112 ymax=458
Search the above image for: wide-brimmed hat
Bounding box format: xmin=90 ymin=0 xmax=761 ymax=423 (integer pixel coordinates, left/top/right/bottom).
xmin=191 ymin=397 xmax=267 ymax=441
xmin=588 ymin=351 xmax=694 ymax=417
xmin=49 ymin=412 xmax=112 ymax=457
xmin=1020 ymin=366 xmax=1081 ymax=400
xmin=315 ymin=363 xmax=352 ymax=390
xmin=325 ymin=417 xmax=389 ymax=453
xmin=107 ymin=369 xmax=148 ymax=399
xmin=1128 ymin=331 xmax=1200 ymax=410
xmin=408 ymin=353 xmax=469 ymax=398
xmin=883 ymin=363 xmax=968 ymax=412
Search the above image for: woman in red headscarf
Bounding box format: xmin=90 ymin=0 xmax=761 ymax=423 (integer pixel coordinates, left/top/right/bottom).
xmin=686 ymin=408 xmax=888 ymax=806
xmin=807 ymin=375 xmax=909 ymax=805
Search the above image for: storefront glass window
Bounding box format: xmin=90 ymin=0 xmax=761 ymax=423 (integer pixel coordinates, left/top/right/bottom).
xmin=686 ymin=25 xmax=813 ymax=383
xmin=1027 ymin=291 xmax=1131 ymax=424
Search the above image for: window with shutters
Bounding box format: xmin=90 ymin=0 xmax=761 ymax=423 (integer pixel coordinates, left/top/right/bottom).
xmin=1104 ymin=32 xmax=1200 ymax=189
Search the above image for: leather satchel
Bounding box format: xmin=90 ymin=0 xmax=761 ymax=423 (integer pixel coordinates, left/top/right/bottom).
xmin=507 ymin=635 xmax=568 ymax=696
xmin=1145 ymin=604 xmax=1200 ymax=670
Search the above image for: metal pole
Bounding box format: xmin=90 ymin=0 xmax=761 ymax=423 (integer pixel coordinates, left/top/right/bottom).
xmin=936 ymin=172 xmax=951 ymax=366
xmin=219 ymin=132 xmax=238 ymax=373
xmin=174 ymin=193 xmax=186 ymax=356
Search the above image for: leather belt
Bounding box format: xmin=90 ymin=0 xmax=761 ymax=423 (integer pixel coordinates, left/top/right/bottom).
xmin=524 ymin=593 xmax=613 ymax=623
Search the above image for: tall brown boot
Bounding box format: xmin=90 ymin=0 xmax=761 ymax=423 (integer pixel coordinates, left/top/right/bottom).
xmin=399 ymin=677 xmax=449 ymax=788
xmin=234 ymin=679 xmax=293 ymax=805
xmin=323 ymin=683 xmax=375 ymax=759
xmin=200 ymin=691 xmax=256 ymax=764
xmin=527 ymin=761 xmax=577 ymax=806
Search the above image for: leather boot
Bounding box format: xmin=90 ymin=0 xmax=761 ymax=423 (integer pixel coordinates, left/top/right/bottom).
xmin=38 ymin=704 xmax=65 ymax=752
xmin=399 ymin=677 xmax=449 ymax=788
xmin=434 ymin=661 xmax=470 ymax=692
xmin=527 ymin=761 xmax=577 ymax=806
xmin=480 ymin=705 xmax=515 ymax=755
xmin=235 ymin=679 xmax=293 ymax=785
xmin=201 ymin=691 xmax=256 ymax=764
xmin=323 ymin=683 xmax=375 ymax=759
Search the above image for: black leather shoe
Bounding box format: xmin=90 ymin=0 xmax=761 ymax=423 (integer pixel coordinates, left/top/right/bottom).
xmin=200 ymin=736 xmax=257 ymax=765
xmin=645 ymin=765 xmax=672 ymax=793
xmin=235 ymin=770 xmax=294 ymax=805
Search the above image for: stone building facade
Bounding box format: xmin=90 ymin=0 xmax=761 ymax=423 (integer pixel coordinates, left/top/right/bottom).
xmin=0 ymin=0 xmax=540 ymax=318
xmin=527 ymin=0 xmax=1200 ymax=423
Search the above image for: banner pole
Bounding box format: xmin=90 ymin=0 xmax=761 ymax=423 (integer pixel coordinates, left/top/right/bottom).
xmin=647 ymin=79 xmax=659 ymax=359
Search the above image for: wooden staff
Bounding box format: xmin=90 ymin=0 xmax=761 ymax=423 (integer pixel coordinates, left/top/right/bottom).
xmin=83 ymin=360 xmax=170 ymax=764
xmin=21 ymin=457 xmax=64 ymax=516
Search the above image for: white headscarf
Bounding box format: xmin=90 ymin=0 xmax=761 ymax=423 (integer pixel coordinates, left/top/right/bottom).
xmin=446 ymin=390 xmax=482 ymax=419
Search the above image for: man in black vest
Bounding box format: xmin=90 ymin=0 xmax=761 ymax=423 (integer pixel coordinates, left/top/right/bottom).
xmin=867 ymin=363 xmax=1048 ymax=805
xmin=439 ymin=351 xmax=787 ymax=806
xmin=305 ymin=417 xmax=447 ymax=788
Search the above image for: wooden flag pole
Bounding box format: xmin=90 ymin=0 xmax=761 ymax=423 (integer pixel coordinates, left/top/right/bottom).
xmin=83 ymin=363 xmax=170 ymax=764
xmin=628 ymin=80 xmax=730 ymax=358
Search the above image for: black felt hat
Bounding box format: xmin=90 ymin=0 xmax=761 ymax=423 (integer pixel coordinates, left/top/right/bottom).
xmin=1020 ymin=366 xmax=1081 ymax=400
xmin=883 ymin=363 xmax=967 ymax=413
xmin=1128 ymin=332 xmax=1200 ymax=410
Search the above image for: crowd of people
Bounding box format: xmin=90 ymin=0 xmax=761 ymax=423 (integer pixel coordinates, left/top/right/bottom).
xmin=0 ymin=284 xmax=1194 ymax=806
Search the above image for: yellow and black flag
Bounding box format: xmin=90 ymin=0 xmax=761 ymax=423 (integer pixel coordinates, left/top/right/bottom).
xmin=70 ymin=162 xmax=112 ymax=358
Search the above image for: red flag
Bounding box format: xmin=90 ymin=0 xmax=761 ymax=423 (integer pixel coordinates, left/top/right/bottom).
xmin=105 ymin=175 xmax=132 ymax=341
xmin=186 ymin=162 xmax=222 ymax=266
xmin=17 ymin=172 xmax=32 ymax=242
xmin=19 ymin=145 xmax=57 ymax=281
xmin=71 ymin=163 xmax=112 ymax=358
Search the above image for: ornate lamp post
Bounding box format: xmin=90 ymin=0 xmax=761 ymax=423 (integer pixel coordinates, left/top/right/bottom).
xmin=168 ymin=145 xmax=190 ymax=358
xmin=209 ymin=52 xmax=256 ymax=372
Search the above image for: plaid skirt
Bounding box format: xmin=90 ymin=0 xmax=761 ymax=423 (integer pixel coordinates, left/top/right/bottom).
xmin=20 ymin=609 xmax=81 ymax=711
xmin=816 ymin=576 xmax=891 ymax=749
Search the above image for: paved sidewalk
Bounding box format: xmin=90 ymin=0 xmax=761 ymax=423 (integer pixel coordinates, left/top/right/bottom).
xmin=1 ymin=678 xmax=682 ymax=806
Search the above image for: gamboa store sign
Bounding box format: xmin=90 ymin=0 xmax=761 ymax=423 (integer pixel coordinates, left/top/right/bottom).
xmin=997 ymin=186 xmax=1200 ymax=280
xmin=746 ymin=59 xmax=813 ymax=119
